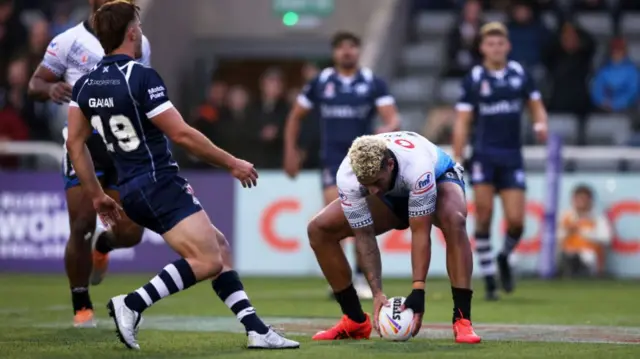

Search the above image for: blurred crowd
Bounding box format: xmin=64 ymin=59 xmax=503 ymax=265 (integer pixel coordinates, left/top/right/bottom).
xmin=421 ymin=0 xmax=640 ymax=145
xmin=181 ymin=64 xmax=323 ymax=170
xmin=0 ymin=0 xmax=82 ymax=154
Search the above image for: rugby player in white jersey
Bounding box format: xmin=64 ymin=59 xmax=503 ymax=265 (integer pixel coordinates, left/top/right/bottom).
xmin=27 ymin=0 xmax=151 ymax=328
xmin=307 ymin=132 xmax=481 ymax=343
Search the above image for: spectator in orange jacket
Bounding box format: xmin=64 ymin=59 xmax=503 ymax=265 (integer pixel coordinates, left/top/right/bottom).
xmin=557 ymin=185 xmax=612 ymax=277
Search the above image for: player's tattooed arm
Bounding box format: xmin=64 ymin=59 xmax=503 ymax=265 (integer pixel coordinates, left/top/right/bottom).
xmin=353 ymin=225 xmax=383 ymax=295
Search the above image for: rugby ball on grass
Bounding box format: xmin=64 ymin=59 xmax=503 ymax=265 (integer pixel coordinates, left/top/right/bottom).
xmin=378 ymin=296 xmax=414 ymax=341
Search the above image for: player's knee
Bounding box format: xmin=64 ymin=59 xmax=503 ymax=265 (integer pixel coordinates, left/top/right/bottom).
xmin=474 ymin=206 xmax=493 ymax=232
xmin=441 ymin=210 xmax=467 ymax=235
xmin=307 ymin=217 xmax=331 ymax=250
xmin=113 ymin=222 xmax=143 ymax=247
xmin=215 ymin=231 xmax=231 ymax=253
xmin=69 ymin=217 xmax=96 ymax=244
xmin=192 ymin=254 xmax=224 ymax=279
xmin=506 ymin=224 xmax=524 ymax=239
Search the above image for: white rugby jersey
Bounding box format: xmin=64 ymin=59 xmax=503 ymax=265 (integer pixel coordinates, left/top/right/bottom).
xmin=41 ymin=21 xmax=151 ymax=86
xmin=336 ymin=131 xmax=458 ymax=229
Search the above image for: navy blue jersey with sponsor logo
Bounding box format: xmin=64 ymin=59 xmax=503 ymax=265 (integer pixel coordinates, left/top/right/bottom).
xmin=456 ymin=61 xmax=539 ymax=165
xmin=70 ymin=54 xmax=178 ymax=196
xmin=297 ymin=67 xmax=394 ymax=167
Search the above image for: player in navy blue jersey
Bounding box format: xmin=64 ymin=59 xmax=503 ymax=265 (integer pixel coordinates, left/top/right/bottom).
xmin=65 ymin=1 xmax=299 ymax=350
xmin=283 ymin=31 xmax=400 ymax=299
xmin=452 ymin=22 xmax=548 ymax=301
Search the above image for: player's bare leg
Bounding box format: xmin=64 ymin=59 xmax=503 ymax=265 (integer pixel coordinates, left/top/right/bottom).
xmin=89 ymin=188 xmax=143 ymax=286
xmin=323 ymin=185 xmax=372 ymax=300
xmin=108 ymin=211 xmax=298 ymax=350
xmin=497 ymin=188 xmax=526 ymax=293
xmin=473 ymin=184 xmax=499 ymax=300
xmin=108 ymin=210 xmax=223 ymax=349
xmin=308 ymin=196 xmax=402 ymax=340
xmin=435 ymin=182 xmax=480 ymax=344
xmin=65 ymin=186 xmax=98 ymax=328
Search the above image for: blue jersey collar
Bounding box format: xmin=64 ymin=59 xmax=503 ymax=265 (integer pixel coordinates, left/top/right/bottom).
xmin=101 ymin=54 xmax=134 ymax=64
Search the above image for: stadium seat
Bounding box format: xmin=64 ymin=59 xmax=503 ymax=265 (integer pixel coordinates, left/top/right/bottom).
xmin=621 ymin=13 xmax=640 ymax=35
xmin=399 ymin=109 xmax=426 ymax=130
xmin=402 ymin=42 xmax=445 ymax=70
xmin=484 ymin=11 xmax=507 ymax=24
xmin=575 ymin=13 xmax=612 ymax=38
xmin=524 ymin=157 xmax=547 ymax=172
xmin=541 ymin=12 xmax=558 ymax=30
xmin=438 ymin=78 xmax=462 ymax=104
xmin=548 ymin=114 xmax=579 ymax=145
xmin=628 ymin=42 xmax=640 ymax=63
xmin=585 ymin=114 xmax=632 ymax=145
xmin=574 ymin=158 xmax=621 ymax=172
xmin=415 ymin=12 xmax=455 ymax=37
xmin=390 ymin=76 xmax=436 ymax=104
xmin=627 ymin=158 xmax=640 ymax=171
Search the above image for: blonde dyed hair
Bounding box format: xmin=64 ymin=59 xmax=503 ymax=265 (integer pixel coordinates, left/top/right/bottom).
xmin=480 ymin=22 xmax=508 ymax=38
xmin=348 ymin=135 xmax=388 ymax=180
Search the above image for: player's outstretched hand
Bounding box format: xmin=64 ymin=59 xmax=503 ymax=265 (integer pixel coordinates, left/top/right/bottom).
xmin=283 ymin=148 xmax=301 ymax=179
xmin=401 ymin=289 xmax=425 ymax=337
xmin=372 ymin=293 xmax=390 ymax=337
xmin=49 ymin=82 xmax=73 ymax=104
xmin=534 ymin=123 xmax=548 ymax=143
xmin=92 ymin=193 xmax=122 ymax=227
xmin=231 ymin=158 xmax=258 ymax=188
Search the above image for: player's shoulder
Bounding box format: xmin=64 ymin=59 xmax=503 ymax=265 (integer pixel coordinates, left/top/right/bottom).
xmin=336 ymin=158 xmax=358 ymax=189
xmin=47 ymin=22 xmax=85 ymax=53
xmin=317 ymin=67 xmax=336 ymax=83
xmin=465 ymin=65 xmax=484 ymax=83
xmin=507 ymin=60 xmax=527 ymax=76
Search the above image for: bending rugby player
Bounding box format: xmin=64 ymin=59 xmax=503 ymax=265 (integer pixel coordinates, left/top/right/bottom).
xmin=284 ymin=31 xmax=400 ymax=299
xmin=307 ymin=131 xmax=481 ymax=344
xmin=28 ymin=0 xmax=151 ymax=327
xmin=65 ymin=1 xmax=299 ymax=350
xmin=453 ymin=22 xmax=548 ymax=300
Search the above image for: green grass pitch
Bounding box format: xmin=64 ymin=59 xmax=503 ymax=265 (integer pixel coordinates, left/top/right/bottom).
xmin=1 ymin=274 xmax=639 ymax=358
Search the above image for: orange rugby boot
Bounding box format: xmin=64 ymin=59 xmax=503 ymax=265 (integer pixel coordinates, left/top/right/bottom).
xmin=73 ymin=308 xmax=97 ymax=328
xmin=453 ymin=318 xmax=481 ymax=344
xmin=90 ymin=250 xmax=110 ymax=286
xmin=312 ymin=314 xmax=372 ymax=340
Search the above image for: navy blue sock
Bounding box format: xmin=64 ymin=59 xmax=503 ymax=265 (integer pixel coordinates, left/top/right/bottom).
xmin=212 ymin=270 xmax=269 ymax=335
xmin=124 ymin=259 xmax=197 ymax=313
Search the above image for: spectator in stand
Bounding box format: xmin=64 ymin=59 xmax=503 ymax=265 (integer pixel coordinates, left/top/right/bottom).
xmin=297 ymin=61 xmax=321 ymax=169
xmin=445 ymin=0 xmax=483 ymax=77
xmin=506 ymin=0 xmax=550 ymax=69
xmin=250 ymin=68 xmax=290 ymax=169
xmin=25 ymin=18 xmax=50 ymax=72
xmin=0 ymin=58 xmax=30 ymax=169
xmin=591 ymin=38 xmax=640 ymax=113
xmin=192 ymin=79 xmax=228 ymax=140
xmin=185 ymin=79 xmax=228 ymax=168
xmin=543 ymin=21 xmax=595 ymax=144
xmin=0 ymin=0 xmax=28 ymax=78
xmin=217 ymin=85 xmax=257 ymax=164
xmin=5 ymin=56 xmax=49 ymax=141
xmin=557 ymin=185 xmax=611 ymax=278
xmin=50 ymin=0 xmax=75 ymax=37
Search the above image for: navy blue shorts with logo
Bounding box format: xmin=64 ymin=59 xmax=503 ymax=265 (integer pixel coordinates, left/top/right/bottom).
xmin=120 ymin=174 xmax=203 ymax=235
xmin=468 ymin=155 xmax=526 ymax=191
xmin=321 ymin=164 xmax=340 ymax=189
xmin=382 ymin=166 xmax=466 ymax=230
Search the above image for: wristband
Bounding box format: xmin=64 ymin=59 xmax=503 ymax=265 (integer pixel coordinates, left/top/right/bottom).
xmin=534 ymin=122 xmax=547 ymax=132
